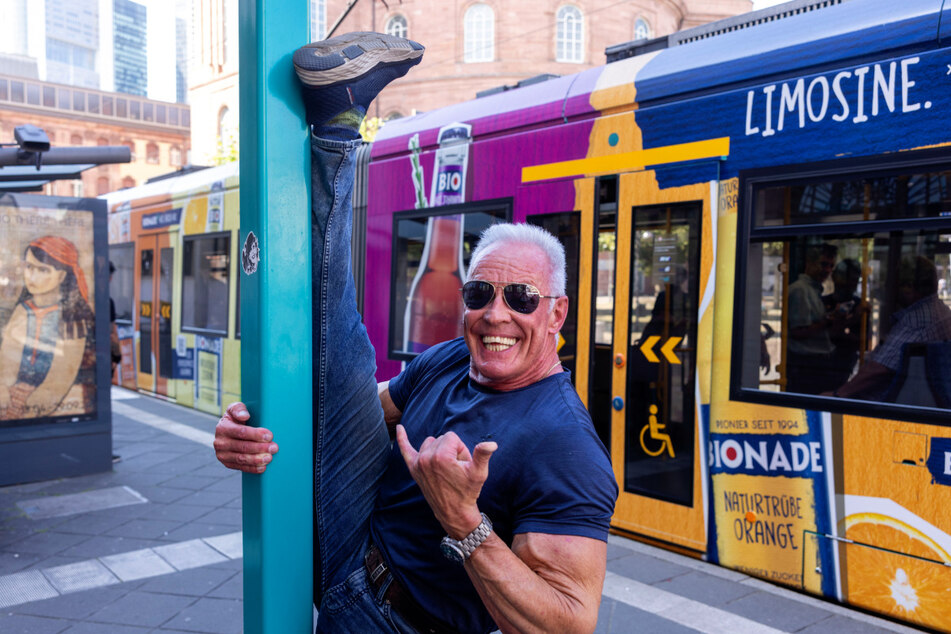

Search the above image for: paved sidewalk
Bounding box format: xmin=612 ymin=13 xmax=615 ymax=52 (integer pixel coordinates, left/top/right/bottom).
xmin=0 ymin=389 xmax=926 ymax=633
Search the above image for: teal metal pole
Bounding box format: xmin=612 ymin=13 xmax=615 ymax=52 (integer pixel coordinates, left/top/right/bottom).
xmin=238 ymin=1 xmax=313 ymax=632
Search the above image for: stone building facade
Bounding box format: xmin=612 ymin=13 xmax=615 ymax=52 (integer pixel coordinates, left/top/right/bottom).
xmin=0 ymin=75 xmax=190 ymax=196
xmin=325 ymin=0 xmax=754 ymax=120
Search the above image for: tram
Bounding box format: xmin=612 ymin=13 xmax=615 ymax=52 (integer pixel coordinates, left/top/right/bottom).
xmin=105 ymin=0 xmax=951 ymax=628
xmin=102 ymin=162 xmax=242 ymax=415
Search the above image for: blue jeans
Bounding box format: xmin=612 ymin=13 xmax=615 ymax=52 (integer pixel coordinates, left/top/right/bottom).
xmin=310 ymin=134 xmax=403 ymax=631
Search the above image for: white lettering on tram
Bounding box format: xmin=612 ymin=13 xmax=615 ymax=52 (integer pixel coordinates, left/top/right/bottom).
xmin=945 ymin=451 xmax=951 ymax=475
xmin=710 ymin=438 xmax=823 ymax=474
xmin=745 ymin=57 xmax=929 ymax=136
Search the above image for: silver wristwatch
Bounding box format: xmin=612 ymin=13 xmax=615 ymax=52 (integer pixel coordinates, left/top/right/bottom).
xmin=440 ymin=513 xmax=492 ymax=564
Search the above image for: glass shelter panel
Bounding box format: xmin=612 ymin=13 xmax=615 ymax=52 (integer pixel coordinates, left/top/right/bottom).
xmin=625 ymin=202 xmax=701 ymax=506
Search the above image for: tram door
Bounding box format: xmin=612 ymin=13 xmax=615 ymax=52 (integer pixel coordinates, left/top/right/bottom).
xmin=136 ymin=234 xmax=175 ymax=398
xmin=607 ymin=172 xmax=707 ymax=550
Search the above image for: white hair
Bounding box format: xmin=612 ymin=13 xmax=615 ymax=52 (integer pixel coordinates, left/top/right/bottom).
xmin=467 ymin=223 xmax=566 ymax=296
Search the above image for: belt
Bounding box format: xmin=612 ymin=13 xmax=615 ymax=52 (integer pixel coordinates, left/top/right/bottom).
xmin=364 ymin=543 xmax=458 ymax=634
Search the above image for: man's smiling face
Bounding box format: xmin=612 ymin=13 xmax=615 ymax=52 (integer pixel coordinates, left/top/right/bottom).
xmin=463 ymin=241 xmax=567 ymax=392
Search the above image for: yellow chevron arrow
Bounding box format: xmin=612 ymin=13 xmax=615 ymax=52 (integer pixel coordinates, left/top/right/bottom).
xmin=640 ymin=336 xmax=661 ymax=363
xmin=661 ymin=336 xmax=682 ymax=364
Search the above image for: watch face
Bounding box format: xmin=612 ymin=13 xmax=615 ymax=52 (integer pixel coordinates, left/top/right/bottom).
xmin=440 ymin=540 xmax=465 ymax=563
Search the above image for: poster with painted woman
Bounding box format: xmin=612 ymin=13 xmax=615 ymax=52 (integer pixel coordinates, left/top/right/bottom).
xmin=0 ymin=195 xmax=101 ymax=425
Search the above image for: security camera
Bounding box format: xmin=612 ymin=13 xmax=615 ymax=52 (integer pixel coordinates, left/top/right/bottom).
xmin=14 ymin=124 xmax=50 ymax=153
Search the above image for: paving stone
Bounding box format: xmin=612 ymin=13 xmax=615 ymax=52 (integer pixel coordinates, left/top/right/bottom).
xmin=196 ymin=507 xmax=241 ymax=527
xmin=595 ymin=597 xmax=697 ymax=634
xmin=7 ymin=531 xmax=91 ymax=556
xmin=137 ymin=567 xmax=234 ymax=597
xmin=13 ymin=585 xmax=128 ymax=620
xmin=52 ymin=512 xmax=139 ymax=537
xmin=62 ymin=623 xmax=150 ymax=633
xmin=651 ymin=570 xmax=756 ymax=606
xmin=160 ymin=597 xmax=242 ymax=634
xmin=0 ymin=612 xmax=70 ymax=634
xmin=722 ymin=590 xmax=836 ymax=630
xmin=206 ymin=571 xmax=241 ymax=600
xmin=163 ymin=523 xmax=236 ymax=543
xmin=797 ymin=614 xmax=897 ymax=633
xmin=154 ymin=540 xmax=227 ymax=571
xmin=42 ymin=559 xmax=119 ymax=594
xmin=607 ymin=551 xmax=692 ymax=585
xmin=124 ymin=486 xmax=195 ymax=505
xmin=101 ymin=548 xmax=176 ymax=582
xmin=0 ymin=550 xmax=42 ymax=575
xmin=175 ymin=489 xmax=235 ymax=508
xmin=85 ymin=591 xmax=196 ymax=627
xmin=0 ymin=569 xmax=58 ymax=608
xmin=158 ymin=475 xmax=223 ymax=491
xmin=139 ymin=503 xmax=215 ymax=523
xmin=105 ymin=519 xmax=181 ymax=540
xmin=17 ymin=486 xmax=148 ymax=520
xmin=202 ymin=533 xmax=242 ymax=559
xmin=59 ymin=535 xmax=160 ymax=559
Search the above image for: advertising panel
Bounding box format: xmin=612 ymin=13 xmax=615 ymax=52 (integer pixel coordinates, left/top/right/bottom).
xmin=0 ymin=199 xmax=99 ymax=425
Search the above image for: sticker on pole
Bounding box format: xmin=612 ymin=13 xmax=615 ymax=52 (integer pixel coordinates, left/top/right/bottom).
xmin=242 ymin=231 xmax=260 ymax=275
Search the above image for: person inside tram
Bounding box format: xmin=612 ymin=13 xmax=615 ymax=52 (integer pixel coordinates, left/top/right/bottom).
xmin=831 ymin=255 xmax=951 ymax=402
xmin=213 ymin=32 xmax=618 ymax=634
xmin=0 ymin=236 xmax=96 ymax=420
xmin=821 ymin=258 xmax=869 ymax=386
xmin=785 ymin=243 xmax=838 ymax=394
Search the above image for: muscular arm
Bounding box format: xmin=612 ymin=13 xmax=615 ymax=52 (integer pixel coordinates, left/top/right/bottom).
xmin=396 ymin=426 xmax=605 ymax=634
xmin=466 ymin=531 xmax=605 ymax=634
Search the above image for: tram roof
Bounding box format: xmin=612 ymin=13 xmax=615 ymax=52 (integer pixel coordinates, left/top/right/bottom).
xmin=100 ymin=161 xmax=239 ymax=210
xmin=372 ymin=0 xmax=946 ymax=157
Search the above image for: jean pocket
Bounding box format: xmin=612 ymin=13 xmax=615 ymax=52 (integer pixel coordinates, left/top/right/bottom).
xmin=320 ymin=567 xmax=371 ymax=615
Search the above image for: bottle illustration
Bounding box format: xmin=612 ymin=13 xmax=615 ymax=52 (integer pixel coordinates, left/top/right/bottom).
xmin=403 ymin=123 xmax=473 ymax=353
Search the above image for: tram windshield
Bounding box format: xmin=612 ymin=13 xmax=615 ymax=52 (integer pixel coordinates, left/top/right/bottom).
xmin=740 ymin=165 xmax=951 ymax=414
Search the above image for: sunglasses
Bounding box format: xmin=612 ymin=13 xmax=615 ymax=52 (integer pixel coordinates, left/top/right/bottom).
xmin=461 ymin=280 xmax=558 ymax=314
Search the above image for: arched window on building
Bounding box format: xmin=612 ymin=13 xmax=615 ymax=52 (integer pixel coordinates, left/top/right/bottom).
xmin=464 ymin=4 xmax=494 ymax=63
xmin=97 ymin=136 xmax=109 ymax=146
xmin=217 ymin=106 xmax=237 ymax=159
xmin=385 ymin=14 xmax=407 ymax=38
xmin=556 ymin=5 xmax=584 ymax=63
xmin=121 ymin=176 xmax=136 ymax=189
xmin=70 ymin=133 xmax=83 ymax=146
xmin=634 ymin=17 xmax=651 ymax=41
xmin=146 ymin=142 xmax=160 ymax=164
xmin=384 ymin=111 xmax=404 ymax=122
xmin=170 ymin=146 xmax=183 ymax=167
xmin=123 ymin=140 xmax=136 ymax=162
xmin=97 ymin=176 xmax=110 ymax=196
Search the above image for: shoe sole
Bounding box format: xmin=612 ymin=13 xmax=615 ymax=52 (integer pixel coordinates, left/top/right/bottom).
xmin=294 ymin=32 xmax=424 ymax=87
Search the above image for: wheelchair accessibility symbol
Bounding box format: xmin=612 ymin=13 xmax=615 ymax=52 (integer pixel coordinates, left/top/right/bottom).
xmin=639 ymin=404 xmax=675 ymax=458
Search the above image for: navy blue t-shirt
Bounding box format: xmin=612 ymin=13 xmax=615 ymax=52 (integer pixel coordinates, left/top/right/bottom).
xmin=372 ymin=338 xmax=618 ymax=634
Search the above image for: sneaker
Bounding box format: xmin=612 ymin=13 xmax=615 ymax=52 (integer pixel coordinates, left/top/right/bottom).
xmin=293 ymin=32 xmax=424 ymax=127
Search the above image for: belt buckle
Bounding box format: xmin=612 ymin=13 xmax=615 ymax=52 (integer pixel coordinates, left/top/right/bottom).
xmin=364 ymin=545 xmax=389 ymax=585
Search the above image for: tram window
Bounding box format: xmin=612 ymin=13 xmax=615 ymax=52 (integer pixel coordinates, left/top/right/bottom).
xmin=109 ymin=243 xmax=135 ymax=323
xmin=181 ymin=234 xmax=230 ymax=335
xmin=527 ymin=211 xmax=580 ymax=379
xmin=389 ymin=201 xmax=509 ymax=360
xmin=737 ymin=158 xmax=951 ymax=422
